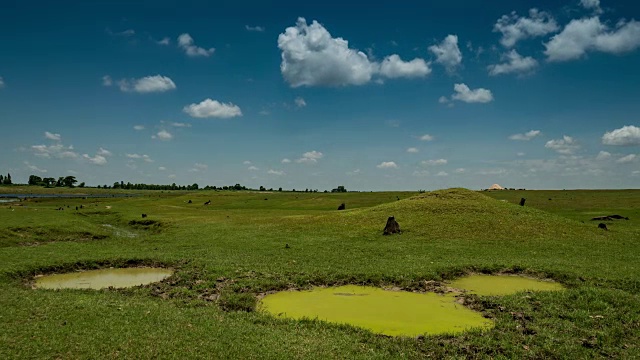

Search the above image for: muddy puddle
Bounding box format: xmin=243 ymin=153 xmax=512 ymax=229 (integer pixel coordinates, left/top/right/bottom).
xmin=259 ymin=285 xmax=492 ymax=337
xmin=35 ymin=268 xmax=173 ymax=290
xmin=448 ymin=274 xmax=564 ymax=296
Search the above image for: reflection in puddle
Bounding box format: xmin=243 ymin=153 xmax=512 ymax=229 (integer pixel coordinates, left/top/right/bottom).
xmin=35 ymin=268 xmax=173 ymax=290
xmin=259 ymin=285 xmax=492 ymax=337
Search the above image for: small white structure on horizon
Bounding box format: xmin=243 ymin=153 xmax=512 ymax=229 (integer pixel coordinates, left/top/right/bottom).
xmin=488 ymin=184 xmax=505 ymax=190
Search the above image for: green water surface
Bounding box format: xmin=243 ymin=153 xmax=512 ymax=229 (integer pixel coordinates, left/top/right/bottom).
xmin=259 ymin=285 xmax=493 ymax=337
xmin=449 ymin=274 xmax=565 ymax=296
xmin=35 ymin=268 xmax=173 ymax=290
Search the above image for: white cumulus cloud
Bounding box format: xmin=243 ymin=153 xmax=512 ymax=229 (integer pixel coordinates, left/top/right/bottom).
xmin=545 ymin=17 xmax=640 ymax=62
xmin=428 ymin=35 xmax=462 ymax=72
xmin=436 ymin=171 xmax=449 ymax=177
xmin=488 ymin=50 xmax=538 ymax=76
xmin=451 ymin=83 xmax=494 ymax=103
xmin=545 ymin=135 xmax=580 ymax=155
xmin=32 ymin=143 xmax=77 ymax=159
xmin=245 ymin=25 xmax=265 ymax=32
xmin=268 ymin=169 xmax=285 ymax=176
xmin=294 ymin=97 xmax=307 ymax=107
xmin=24 ymin=161 xmax=47 ymax=173
xmin=0 ymin=76 xmax=4 ymax=88
xmin=278 ymin=18 xmax=428 ymax=87
xmin=45 ymin=131 xmax=61 ymax=141
xmin=509 ymin=130 xmax=541 ymax=141
xmin=596 ymin=151 xmax=611 ymax=160
xmin=494 ymin=8 xmax=559 ymax=48
xmin=378 ymin=54 xmax=431 ymax=78
xmin=281 ymin=158 xmax=291 ymax=164
xmin=407 ymin=147 xmax=419 ymax=153
xmin=296 ymin=150 xmax=323 ymax=164
xmin=419 ymin=134 xmax=434 ymax=141
xmin=97 ymin=147 xmax=112 ymax=156
xmin=616 ymin=154 xmax=637 ymax=163
xmin=118 ymin=75 xmax=176 ymax=93
xmin=133 ymin=125 xmax=145 ymax=131
xmin=178 ymin=33 xmax=214 ymax=57
xmin=155 ymin=130 xmax=173 ymax=141
xmin=422 ymin=159 xmax=447 ymax=166
xmin=83 ymin=154 xmax=107 ymax=165
xmin=602 ymin=125 xmax=640 ymax=146
xmin=278 ymin=18 xmax=376 ymax=87
xmin=183 ymin=99 xmax=242 ymax=118
xmin=377 ymin=161 xmax=398 ymax=169
xmin=580 ymin=0 xmax=602 ymax=13
xmin=102 ymin=75 xmax=112 ymax=86
xmin=189 ymin=163 xmax=208 ymax=172
xmin=248 ymin=166 xmax=259 ymax=171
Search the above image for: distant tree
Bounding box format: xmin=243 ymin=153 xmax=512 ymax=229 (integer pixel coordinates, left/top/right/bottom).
xmin=63 ymin=176 xmax=78 ymax=188
xmin=29 ymin=175 xmax=43 ymax=185
xmin=113 ymin=181 xmax=121 ymax=189
xmin=43 ymin=177 xmax=55 ymax=187
xmin=78 ymin=182 xmax=85 ymax=188
xmin=0 ymin=175 xmax=3 ymax=184
xmin=259 ymin=186 xmax=266 ymax=191
xmin=3 ymin=173 xmax=12 ymax=185
xmin=331 ymin=185 xmax=347 ymax=193
xmin=292 ymin=189 xmax=296 ymax=192
xmin=97 ymin=185 xmax=101 ymax=189
xmin=278 ymin=187 xmax=282 ymax=192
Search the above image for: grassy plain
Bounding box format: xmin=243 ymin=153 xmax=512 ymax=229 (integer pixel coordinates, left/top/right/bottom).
xmin=0 ymin=187 xmax=639 ymax=359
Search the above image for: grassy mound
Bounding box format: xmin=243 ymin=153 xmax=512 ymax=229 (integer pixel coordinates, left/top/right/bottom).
xmin=338 ymin=188 xmax=600 ymax=242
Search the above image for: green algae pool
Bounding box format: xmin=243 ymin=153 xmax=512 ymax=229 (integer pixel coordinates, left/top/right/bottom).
xmin=259 ymin=285 xmax=493 ymax=337
xmin=34 ymin=268 xmax=173 ymax=290
xmin=449 ymin=274 xmax=565 ymax=296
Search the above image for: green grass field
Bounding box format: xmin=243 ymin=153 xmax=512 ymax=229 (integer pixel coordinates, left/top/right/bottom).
xmin=1 ymin=187 xmax=639 ymax=359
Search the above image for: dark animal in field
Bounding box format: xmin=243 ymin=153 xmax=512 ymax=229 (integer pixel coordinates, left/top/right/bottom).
xmin=204 ymin=200 xmax=211 ymax=205
xmin=519 ymin=198 xmax=526 ymax=206
xmin=142 ymin=214 xmax=147 ymax=218
xmin=285 ymin=243 xmax=290 ymax=249
xmin=383 ymin=216 xmax=401 ymax=235
xmin=188 ymin=200 xmax=192 ymax=204
xmin=397 ymin=196 xmax=400 ymax=201
xmin=591 ymin=215 xmax=629 ymax=221
xmin=598 ymin=223 xmax=608 ymax=231
xmin=75 ymin=206 xmax=78 ymax=210
xmin=337 ymin=203 xmax=345 ymax=210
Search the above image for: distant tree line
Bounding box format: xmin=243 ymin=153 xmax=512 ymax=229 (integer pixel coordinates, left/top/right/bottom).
xmin=28 ymin=175 xmax=82 ymax=188
xmin=22 ymin=174 xmax=352 ymax=193
xmin=0 ymin=173 xmax=12 ymax=185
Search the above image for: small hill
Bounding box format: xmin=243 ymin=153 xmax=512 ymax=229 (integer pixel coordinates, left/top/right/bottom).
xmin=488 ymin=184 xmax=504 ymax=190
xmin=339 ymin=188 xmax=600 ymax=242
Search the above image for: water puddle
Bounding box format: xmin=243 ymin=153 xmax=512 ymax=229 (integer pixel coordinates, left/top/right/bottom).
xmin=259 ymin=285 xmax=492 ymax=337
xmin=448 ymin=274 xmax=564 ymax=296
xmin=35 ymin=268 xmax=173 ymax=290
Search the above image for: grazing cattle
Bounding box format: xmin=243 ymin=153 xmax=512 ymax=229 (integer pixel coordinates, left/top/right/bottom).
xmin=598 ymin=223 xmax=608 ymax=231
xmin=75 ymin=206 xmax=78 ymax=210
xmin=204 ymin=200 xmax=211 ymax=205
xmin=142 ymin=214 xmax=147 ymax=218
xmin=383 ymin=216 xmax=401 ymax=235
xmin=188 ymin=200 xmax=192 ymax=204
xmin=519 ymin=198 xmax=526 ymax=206
xmin=397 ymin=196 xmax=400 ymax=201
xmin=337 ymin=203 xmax=345 ymax=210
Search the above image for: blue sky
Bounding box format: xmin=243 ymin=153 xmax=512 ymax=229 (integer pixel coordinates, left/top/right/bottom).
xmin=1 ymin=0 xmax=639 ymax=190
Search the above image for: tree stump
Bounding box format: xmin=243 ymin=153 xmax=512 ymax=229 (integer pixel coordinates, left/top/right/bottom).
xmin=519 ymin=198 xmax=526 ymax=206
xmin=383 ymin=216 xmax=401 ymax=235
xmin=337 ymin=203 xmax=345 ymax=210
